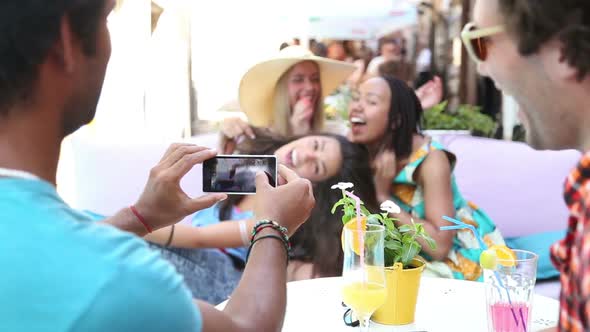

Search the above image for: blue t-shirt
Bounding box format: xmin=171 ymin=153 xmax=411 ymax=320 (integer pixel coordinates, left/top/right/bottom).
xmin=192 ymin=204 xmax=253 ymax=263
xmin=0 ymin=179 xmax=202 ymax=332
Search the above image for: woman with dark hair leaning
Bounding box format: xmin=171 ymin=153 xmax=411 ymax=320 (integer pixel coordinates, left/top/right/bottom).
xmin=348 ymin=75 xmax=505 ymax=281
xmin=146 ymin=128 xmax=376 ymax=302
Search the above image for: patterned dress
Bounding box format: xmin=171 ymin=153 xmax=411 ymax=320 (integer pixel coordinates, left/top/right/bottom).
xmin=391 ymin=140 xmax=505 ymax=281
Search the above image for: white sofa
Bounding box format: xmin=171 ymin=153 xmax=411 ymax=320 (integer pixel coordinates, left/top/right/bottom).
xmin=60 ymin=131 xmax=220 ymax=224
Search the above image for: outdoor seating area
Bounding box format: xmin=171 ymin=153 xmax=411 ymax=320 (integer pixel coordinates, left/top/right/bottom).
xmin=62 ymin=131 xmax=578 ymax=301
xmin=4 ymin=1 xmax=590 ymax=331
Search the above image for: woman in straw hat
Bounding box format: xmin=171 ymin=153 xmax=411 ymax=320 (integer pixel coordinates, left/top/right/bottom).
xmin=220 ymin=45 xmax=356 ymax=153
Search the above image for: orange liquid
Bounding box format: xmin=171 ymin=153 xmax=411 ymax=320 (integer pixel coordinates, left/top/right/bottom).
xmin=342 ymin=282 xmax=387 ymax=318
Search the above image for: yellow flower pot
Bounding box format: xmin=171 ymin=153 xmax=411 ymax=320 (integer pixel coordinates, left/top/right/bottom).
xmin=372 ymin=259 xmax=425 ymax=325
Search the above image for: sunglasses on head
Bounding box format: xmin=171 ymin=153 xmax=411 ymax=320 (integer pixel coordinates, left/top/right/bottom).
xmin=461 ymin=22 xmax=505 ymax=63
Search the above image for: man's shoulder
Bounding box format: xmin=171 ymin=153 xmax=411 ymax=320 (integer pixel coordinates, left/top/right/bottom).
xmin=0 ymin=198 xmax=202 ymax=331
xmin=71 ymin=238 xmax=202 ymax=332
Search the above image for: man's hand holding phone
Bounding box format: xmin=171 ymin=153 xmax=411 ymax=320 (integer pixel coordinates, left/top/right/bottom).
xmin=253 ymin=165 xmax=315 ymax=236
xmin=133 ymin=144 xmax=227 ymax=232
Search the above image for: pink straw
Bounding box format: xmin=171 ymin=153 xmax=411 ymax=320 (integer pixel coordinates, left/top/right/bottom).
xmin=345 ymin=191 xmax=365 ymax=271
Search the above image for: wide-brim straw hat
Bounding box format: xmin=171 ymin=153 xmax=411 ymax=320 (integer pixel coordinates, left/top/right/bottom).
xmin=239 ymin=45 xmax=356 ymax=127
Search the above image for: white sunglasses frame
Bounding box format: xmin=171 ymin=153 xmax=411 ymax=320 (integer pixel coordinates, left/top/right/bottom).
xmin=461 ymin=22 xmax=505 ymax=64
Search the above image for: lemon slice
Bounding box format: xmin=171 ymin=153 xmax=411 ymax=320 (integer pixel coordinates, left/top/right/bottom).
xmin=480 ymin=249 xmax=497 ymax=269
xmin=341 ymin=217 xmax=367 ymax=255
xmin=489 ymin=245 xmax=517 ymax=267
xmin=480 ymin=245 xmax=517 ymax=269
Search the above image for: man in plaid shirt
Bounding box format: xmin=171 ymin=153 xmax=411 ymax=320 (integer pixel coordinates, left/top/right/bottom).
xmin=466 ymin=0 xmax=590 ymax=331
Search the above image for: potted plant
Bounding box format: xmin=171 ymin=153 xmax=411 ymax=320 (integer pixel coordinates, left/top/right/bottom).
xmin=422 ymin=101 xmax=497 ymax=138
xmin=331 ymin=182 xmax=436 ymax=325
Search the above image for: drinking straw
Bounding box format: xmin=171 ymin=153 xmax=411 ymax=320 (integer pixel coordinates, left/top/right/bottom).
xmin=345 ymin=191 xmax=365 ymax=275
xmin=440 ymin=216 xmax=526 ymax=331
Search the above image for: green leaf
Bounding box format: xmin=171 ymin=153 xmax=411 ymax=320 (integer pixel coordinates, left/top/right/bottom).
xmin=382 ymin=218 xmax=396 ymax=233
xmin=384 ymin=248 xmax=396 ymax=267
xmin=367 ymin=214 xmax=381 ymax=225
xmin=402 ymin=233 xmax=415 ymax=244
xmin=399 ymin=225 xmax=413 ymax=233
xmin=342 ymin=214 xmax=353 ymax=224
xmin=423 ymin=235 xmax=438 ymax=250
xmin=414 ymin=223 xmax=425 ymax=234
xmin=344 ymin=205 xmax=355 ymax=215
xmin=401 ymin=241 xmax=421 ymax=266
xmin=387 ymin=228 xmax=401 ymax=242
xmin=361 ymin=205 xmax=371 ymax=216
xmin=331 ymin=197 xmax=354 ymax=214
xmin=385 ymin=240 xmax=402 ymax=252
xmin=386 ymin=230 xmax=400 ymax=243
xmin=331 ymin=200 xmax=345 ymax=214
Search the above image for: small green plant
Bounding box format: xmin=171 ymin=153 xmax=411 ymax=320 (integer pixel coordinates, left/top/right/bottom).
xmin=423 ymin=101 xmax=496 ymax=137
xmin=324 ymin=85 xmax=353 ymax=122
xmin=331 ymin=183 xmax=436 ymax=268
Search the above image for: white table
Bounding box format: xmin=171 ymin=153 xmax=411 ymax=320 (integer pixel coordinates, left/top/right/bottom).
xmin=217 ymin=276 xmax=559 ymax=331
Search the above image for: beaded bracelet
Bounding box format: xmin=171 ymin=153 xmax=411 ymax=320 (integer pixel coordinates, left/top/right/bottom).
xmin=245 ymin=234 xmax=289 ymax=263
xmin=250 ymin=220 xmax=289 ymax=247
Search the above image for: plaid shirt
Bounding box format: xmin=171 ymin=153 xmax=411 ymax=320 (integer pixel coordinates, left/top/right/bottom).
xmin=551 ymin=151 xmax=590 ymax=331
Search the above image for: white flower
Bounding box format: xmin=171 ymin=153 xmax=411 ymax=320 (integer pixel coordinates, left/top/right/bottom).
xmin=331 ymin=182 xmax=354 ymax=190
xmin=380 ymin=200 xmax=401 ymax=214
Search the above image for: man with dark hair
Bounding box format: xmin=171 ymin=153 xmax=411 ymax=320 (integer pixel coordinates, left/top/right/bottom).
xmin=466 ymin=1 xmax=590 ymax=330
xmin=366 ymin=38 xmax=401 ymax=75
xmin=0 ymin=1 xmax=315 ymax=331
xmin=327 ymin=41 xmax=349 ymax=62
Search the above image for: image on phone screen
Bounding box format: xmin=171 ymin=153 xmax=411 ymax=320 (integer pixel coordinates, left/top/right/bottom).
xmin=202 ymin=155 xmax=277 ymax=195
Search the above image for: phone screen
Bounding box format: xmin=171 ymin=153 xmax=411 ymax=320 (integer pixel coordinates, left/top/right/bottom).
xmin=202 ymin=155 xmax=277 ymax=195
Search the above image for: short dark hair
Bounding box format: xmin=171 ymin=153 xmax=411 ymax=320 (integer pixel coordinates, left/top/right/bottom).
xmin=378 ymin=75 xmax=423 ymax=160
xmin=279 ymin=42 xmax=290 ymax=50
xmin=378 ymin=60 xmax=414 ymax=83
xmin=0 ymin=0 xmax=106 ymax=115
xmin=311 ymin=42 xmax=327 ymax=58
xmin=498 ymin=0 xmax=590 ymax=80
xmin=379 ymin=38 xmax=398 ymax=51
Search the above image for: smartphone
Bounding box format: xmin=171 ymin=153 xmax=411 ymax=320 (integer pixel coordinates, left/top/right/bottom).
xmin=202 ymin=155 xmax=277 ymax=195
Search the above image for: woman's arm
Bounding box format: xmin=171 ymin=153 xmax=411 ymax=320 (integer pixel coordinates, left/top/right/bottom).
xmin=145 ymin=219 xmax=257 ymax=249
xmin=393 ymin=150 xmax=456 ymax=260
xmin=219 ymin=117 xmax=256 ymax=154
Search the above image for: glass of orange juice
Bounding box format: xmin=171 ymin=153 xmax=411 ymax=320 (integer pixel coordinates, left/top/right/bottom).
xmin=341 ymin=223 xmax=386 ymax=332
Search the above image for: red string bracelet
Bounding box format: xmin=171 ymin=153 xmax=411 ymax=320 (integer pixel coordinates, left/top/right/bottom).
xmin=129 ymin=205 xmax=153 ymax=233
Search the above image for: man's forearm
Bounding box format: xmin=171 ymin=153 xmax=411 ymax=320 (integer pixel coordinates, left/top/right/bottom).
xmin=222 ymin=228 xmax=288 ymax=331
xmin=100 ymin=207 xmax=149 ymax=237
